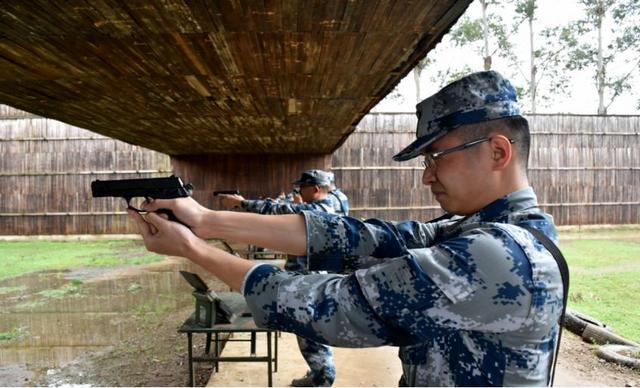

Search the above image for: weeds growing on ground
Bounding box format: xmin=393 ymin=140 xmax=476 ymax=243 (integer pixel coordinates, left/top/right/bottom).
xmin=0 ymin=326 xmax=27 ymax=342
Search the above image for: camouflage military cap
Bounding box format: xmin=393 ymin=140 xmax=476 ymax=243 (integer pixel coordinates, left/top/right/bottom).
xmin=393 ymin=71 xmax=522 ymax=162
xmin=292 ymin=169 xmax=332 ymax=186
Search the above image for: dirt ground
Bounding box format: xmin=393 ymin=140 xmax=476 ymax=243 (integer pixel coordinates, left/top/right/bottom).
xmin=555 ymin=332 xmax=640 ymax=387
xmin=30 ymin=308 xmax=639 ymax=387
xmin=33 ymin=305 xmax=214 ymax=387
xmin=207 ymin=329 xmax=640 ymax=387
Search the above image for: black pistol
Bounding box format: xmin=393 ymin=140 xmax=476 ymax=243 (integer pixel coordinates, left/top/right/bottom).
xmin=213 ymin=190 xmax=240 ymax=196
xmin=91 ymin=175 xmax=194 ymax=224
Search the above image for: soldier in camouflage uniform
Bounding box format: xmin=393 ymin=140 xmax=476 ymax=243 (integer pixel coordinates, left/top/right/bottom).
xmin=219 ymin=170 xmax=346 ymax=386
xmin=218 ymin=170 xmax=339 ymax=220
xmin=131 ymin=71 xmax=564 ymax=386
xmin=326 ymin=172 xmax=349 ymax=216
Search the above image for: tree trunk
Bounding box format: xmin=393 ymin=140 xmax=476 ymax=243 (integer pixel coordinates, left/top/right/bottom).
xmin=482 ymin=0 xmax=491 ymax=70
xmin=596 ymin=0 xmax=606 ymax=115
xmin=413 ymin=68 xmax=422 ymax=104
xmin=529 ymin=16 xmax=537 ymax=113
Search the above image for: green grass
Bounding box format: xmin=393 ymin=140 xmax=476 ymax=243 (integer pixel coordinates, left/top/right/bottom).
xmin=132 ymin=301 xmax=172 ymax=317
xmin=131 ymin=299 xmax=175 ymax=326
xmin=560 ymin=233 xmax=640 ymax=343
xmin=0 ymin=240 xmax=164 ymax=281
xmin=37 ymin=278 xmax=85 ymax=298
xmin=0 ymin=285 xmax=27 ymax=295
xmin=14 ymin=300 xmax=46 ymax=311
xmin=0 ymin=326 xmax=27 ymax=342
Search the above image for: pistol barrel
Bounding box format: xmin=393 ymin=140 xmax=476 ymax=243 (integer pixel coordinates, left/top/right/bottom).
xmin=91 ymin=176 xmax=193 ymax=199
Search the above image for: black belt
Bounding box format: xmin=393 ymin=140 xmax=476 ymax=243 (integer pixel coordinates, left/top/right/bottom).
xmin=520 ymin=225 xmax=569 ymax=387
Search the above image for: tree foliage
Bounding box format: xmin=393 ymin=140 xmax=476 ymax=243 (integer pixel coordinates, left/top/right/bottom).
xmin=412 ymin=0 xmax=513 ymax=103
xmin=449 ymin=2 xmax=514 ymax=70
xmin=510 ymin=0 xmax=574 ymax=112
xmin=406 ymin=0 xmax=638 ymax=114
xmin=564 ymin=0 xmax=640 ymax=114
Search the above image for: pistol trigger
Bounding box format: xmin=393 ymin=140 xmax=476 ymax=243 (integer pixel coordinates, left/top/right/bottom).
xmin=125 ymin=197 xmax=143 ymax=213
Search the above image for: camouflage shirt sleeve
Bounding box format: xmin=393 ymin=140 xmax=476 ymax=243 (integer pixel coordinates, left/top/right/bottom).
xmin=301 ymin=210 xmax=441 ymax=271
xmin=242 ymin=198 xmax=333 ymax=215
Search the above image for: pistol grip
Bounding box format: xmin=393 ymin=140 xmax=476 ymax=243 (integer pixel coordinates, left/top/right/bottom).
xmin=156 ymin=208 xmax=190 ymax=229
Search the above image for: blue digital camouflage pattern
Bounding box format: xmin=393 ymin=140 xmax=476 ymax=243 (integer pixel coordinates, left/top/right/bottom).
xmin=241 ymin=196 xmax=346 ymax=271
xmin=241 ymin=191 xmax=348 ymax=386
xmin=328 ymin=188 xmax=349 ymax=216
xmin=242 ymin=196 xmax=336 ymax=216
xmin=297 ymin=335 xmax=336 ymax=386
xmin=393 ymin=71 xmax=522 ymax=162
xmin=242 ymin=187 xmax=563 ymax=386
xmin=293 ymin=169 xmax=333 ymax=186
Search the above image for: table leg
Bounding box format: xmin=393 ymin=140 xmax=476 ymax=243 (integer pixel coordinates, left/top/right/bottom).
xmin=274 ymin=330 xmax=278 ymax=372
xmin=205 ymin=332 xmax=212 ymax=354
xmin=267 ymin=331 xmax=273 ymax=387
xmin=251 ymin=331 xmax=256 ymax=356
xmin=214 ymin=332 xmax=219 ymax=372
xmin=187 ymin=333 xmax=194 ymax=387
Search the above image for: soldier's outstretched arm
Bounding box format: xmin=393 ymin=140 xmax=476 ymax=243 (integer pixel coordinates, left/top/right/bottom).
xmin=300 ymin=210 xmax=440 ymax=271
xmin=242 ymin=198 xmax=331 ymax=215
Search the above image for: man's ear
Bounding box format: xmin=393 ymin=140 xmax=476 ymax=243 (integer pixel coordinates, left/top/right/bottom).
xmin=489 ymin=135 xmax=513 ymax=170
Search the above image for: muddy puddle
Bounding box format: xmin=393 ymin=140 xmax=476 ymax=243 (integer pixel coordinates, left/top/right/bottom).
xmin=0 ymin=249 xmax=232 ymax=386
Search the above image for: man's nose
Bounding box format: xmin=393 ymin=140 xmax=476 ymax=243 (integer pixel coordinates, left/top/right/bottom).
xmin=422 ymin=166 xmax=436 ymax=185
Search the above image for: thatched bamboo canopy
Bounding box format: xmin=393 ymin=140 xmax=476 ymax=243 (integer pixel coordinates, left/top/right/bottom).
xmin=0 ymin=0 xmax=470 ymax=156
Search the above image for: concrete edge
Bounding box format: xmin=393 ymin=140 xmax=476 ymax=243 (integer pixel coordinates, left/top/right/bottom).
xmin=557 ymin=224 xmax=640 ymax=232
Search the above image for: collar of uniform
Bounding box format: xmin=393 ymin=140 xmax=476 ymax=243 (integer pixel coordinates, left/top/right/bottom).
xmin=313 ymin=197 xmax=333 ymax=205
xmin=437 ymin=187 xmax=539 ymax=239
xmin=467 ymin=187 xmax=538 ymax=223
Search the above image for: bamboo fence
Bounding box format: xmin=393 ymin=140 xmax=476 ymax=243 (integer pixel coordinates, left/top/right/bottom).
xmin=0 ymin=105 xmax=171 ymax=234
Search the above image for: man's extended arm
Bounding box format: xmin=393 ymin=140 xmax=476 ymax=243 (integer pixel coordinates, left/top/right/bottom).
xmin=218 ymin=193 xmax=333 ymax=215
xmin=139 ymin=197 xmax=439 ymax=270
xmin=242 ymin=198 xmax=332 ymax=215
xmin=129 ymin=206 xmax=404 ymax=347
xmin=301 ymin=210 xmax=441 ymax=271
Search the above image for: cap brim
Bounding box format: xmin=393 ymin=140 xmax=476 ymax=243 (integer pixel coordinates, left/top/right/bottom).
xmin=392 ymin=129 xmax=447 ymax=162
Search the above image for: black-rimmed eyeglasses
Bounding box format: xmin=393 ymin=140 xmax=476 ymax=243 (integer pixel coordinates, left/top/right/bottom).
xmin=421 ymin=137 xmax=515 ymax=169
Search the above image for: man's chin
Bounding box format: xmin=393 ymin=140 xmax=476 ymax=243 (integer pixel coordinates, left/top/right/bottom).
xmin=434 ymin=192 xmax=467 ymax=215
xmin=438 ymin=200 xmax=466 ymax=216
xmin=435 ymin=197 xmax=452 ymax=213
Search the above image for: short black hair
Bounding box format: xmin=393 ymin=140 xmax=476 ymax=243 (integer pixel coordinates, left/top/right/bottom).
xmin=455 ymin=116 xmax=530 ymax=169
